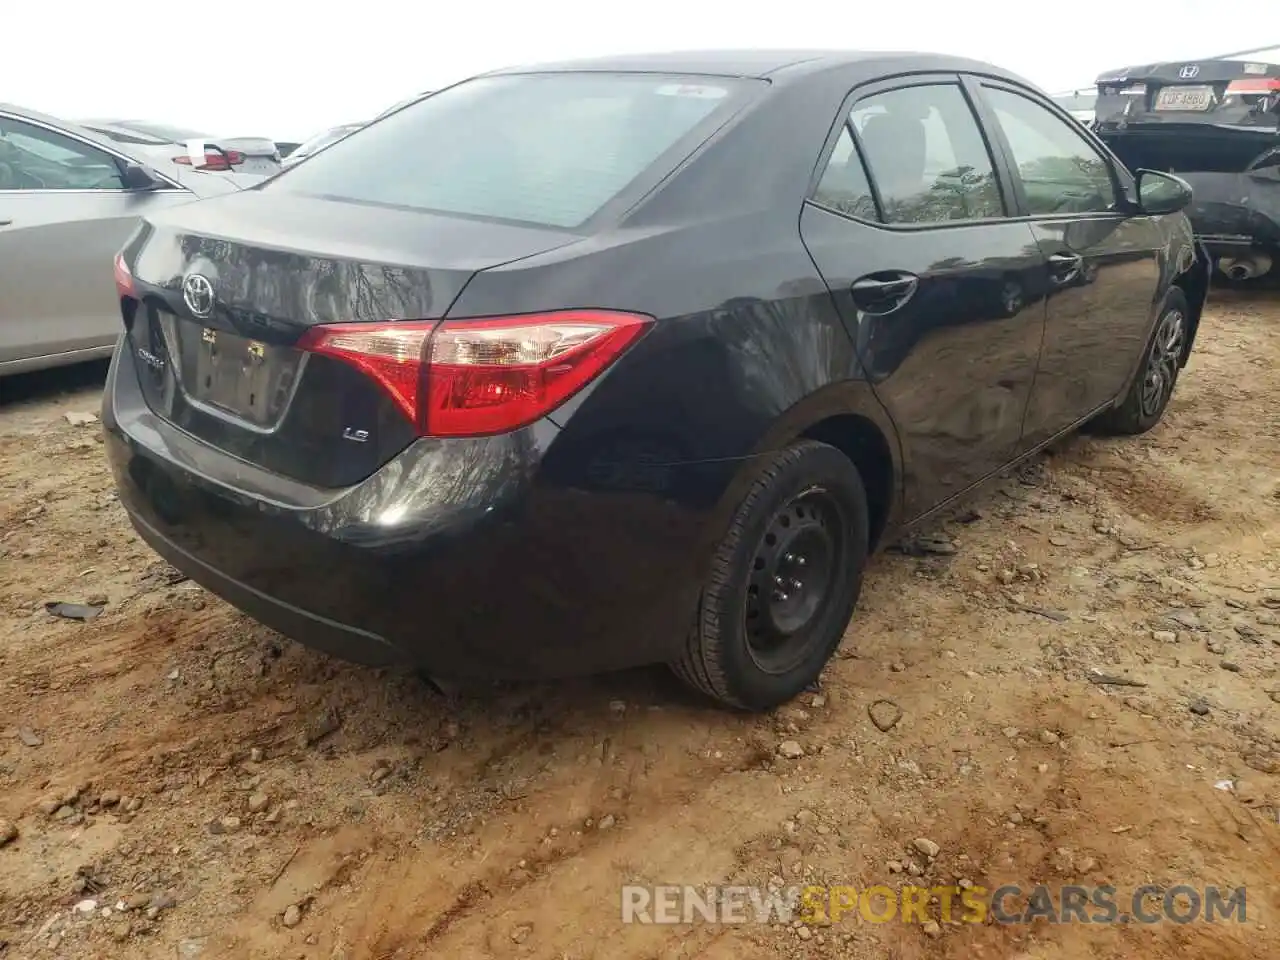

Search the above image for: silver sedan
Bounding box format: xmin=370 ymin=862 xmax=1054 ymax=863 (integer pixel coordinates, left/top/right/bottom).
xmin=0 ymin=104 xmax=263 ymax=377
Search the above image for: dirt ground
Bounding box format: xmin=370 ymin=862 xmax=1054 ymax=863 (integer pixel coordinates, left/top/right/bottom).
xmin=1 ymin=288 xmax=1279 ymax=960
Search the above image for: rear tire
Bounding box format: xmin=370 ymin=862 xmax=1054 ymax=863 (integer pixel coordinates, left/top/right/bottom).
xmin=1090 ymin=287 xmax=1189 ymax=436
xmin=672 ymin=440 xmax=869 ymax=711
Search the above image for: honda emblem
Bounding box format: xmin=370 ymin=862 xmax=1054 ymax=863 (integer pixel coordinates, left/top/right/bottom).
xmin=1178 ymin=65 xmax=1200 ymax=79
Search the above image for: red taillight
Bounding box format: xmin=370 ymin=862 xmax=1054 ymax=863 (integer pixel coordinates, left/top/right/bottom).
xmin=426 ymin=312 xmax=652 ymax=436
xmin=1226 ymin=78 xmax=1280 ymax=95
xmin=297 ymin=310 xmax=652 ymax=437
xmin=297 ymin=320 xmax=437 ymax=428
xmin=172 ymin=150 xmax=245 ymax=170
xmin=113 ymin=253 xmax=136 ymax=299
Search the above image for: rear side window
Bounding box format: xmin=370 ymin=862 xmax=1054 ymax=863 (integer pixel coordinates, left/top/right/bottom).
xmin=270 ymin=73 xmax=754 ymax=229
xmin=844 ymin=84 xmax=1005 ymax=225
xmin=813 ymin=126 xmax=878 ymax=220
xmin=0 ymin=117 xmax=125 ymax=190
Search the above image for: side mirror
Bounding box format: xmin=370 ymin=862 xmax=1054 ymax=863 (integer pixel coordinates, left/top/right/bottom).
xmin=120 ymin=162 xmax=164 ymax=191
xmin=1135 ymin=169 xmax=1193 ymax=215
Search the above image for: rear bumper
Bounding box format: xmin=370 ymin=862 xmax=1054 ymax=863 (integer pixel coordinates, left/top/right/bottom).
xmin=103 ymin=341 xmax=722 ymax=679
xmin=125 ymin=503 xmax=405 ymax=667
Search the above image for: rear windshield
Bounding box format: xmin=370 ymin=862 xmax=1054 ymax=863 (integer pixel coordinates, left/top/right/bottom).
xmin=118 ymin=122 xmax=210 ymax=143
xmin=266 ymin=72 xmax=754 ymax=229
xmin=86 ymin=125 xmax=170 ymax=146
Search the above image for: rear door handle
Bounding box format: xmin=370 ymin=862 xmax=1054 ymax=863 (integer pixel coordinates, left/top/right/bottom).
xmin=851 ymin=272 xmax=919 ymax=314
xmin=0 ymin=219 xmax=12 ymax=227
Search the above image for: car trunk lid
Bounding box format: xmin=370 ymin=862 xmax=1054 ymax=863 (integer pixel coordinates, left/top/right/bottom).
xmin=124 ymin=190 xmax=580 ymax=488
xmin=1094 ymin=58 xmax=1280 ymax=133
xmin=173 ymin=136 xmax=281 ymax=175
xmin=204 ymin=136 xmax=283 ymax=175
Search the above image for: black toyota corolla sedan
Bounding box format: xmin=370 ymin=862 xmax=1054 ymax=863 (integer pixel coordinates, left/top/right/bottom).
xmin=104 ymin=50 xmax=1209 ymax=711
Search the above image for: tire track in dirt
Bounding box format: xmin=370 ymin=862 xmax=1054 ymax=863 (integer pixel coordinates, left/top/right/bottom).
xmin=198 ymin=711 xmax=800 ymax=958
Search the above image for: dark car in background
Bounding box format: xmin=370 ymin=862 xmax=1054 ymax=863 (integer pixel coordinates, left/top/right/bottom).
xmin=1094 ymin=58 xmax=1280 ymax=281
xmin=104 ymin=50 xmax=1207 ymax=711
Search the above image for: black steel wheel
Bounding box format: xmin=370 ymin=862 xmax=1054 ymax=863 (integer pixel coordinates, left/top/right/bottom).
xmin=744 ymin=487 xmax=848 ymax=675
xmin=673 ymin=440 xmax=870 ymax=711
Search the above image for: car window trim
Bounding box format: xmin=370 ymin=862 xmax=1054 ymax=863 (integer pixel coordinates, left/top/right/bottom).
xmin=804 ymin=72 xmax=1018 ymax=232
xmin=0 ymin=111 xmax=186 ymax=192
xmin=964 ymin=77 xmax=1130 ymax=223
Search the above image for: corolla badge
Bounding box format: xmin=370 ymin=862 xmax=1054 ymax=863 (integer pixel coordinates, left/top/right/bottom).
xmin=182 ymin=274 xmax=216 ymax=319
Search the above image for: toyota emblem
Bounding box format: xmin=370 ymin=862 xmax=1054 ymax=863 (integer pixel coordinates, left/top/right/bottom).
xmin=182 ymin=274 xmax=215 ymax=319
xmin=1178 ymin=65 xmax=1200 ymax=79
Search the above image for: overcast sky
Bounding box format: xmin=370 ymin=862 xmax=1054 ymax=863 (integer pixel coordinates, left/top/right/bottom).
xmin=4 ymin=2 xmax=1277 ymax=140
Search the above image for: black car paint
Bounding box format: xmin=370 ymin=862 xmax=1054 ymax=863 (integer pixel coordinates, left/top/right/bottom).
xmin=1182 ymin=167 xmax=1280 ymax=257
xmin=104 ymin=51 xmax=1207 ymax=681
xmin=123 ymin=193 xmax=583 ymax=488
xmin=1108 ymin=142 xmax=1280 ymax=262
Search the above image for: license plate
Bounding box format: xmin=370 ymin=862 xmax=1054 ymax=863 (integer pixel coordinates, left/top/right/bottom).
xmin=186 ymin=325 xmax=296 ymax=426
xmin=1154 ymin=86 xmax=1214 ymax=111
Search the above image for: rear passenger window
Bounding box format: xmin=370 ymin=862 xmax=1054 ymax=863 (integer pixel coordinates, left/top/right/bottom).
xmin=813 ymin=126 xmax=877 ymax=220
xmin=0 ymin=117 xmax=125 ymax=191
xmin=848 ymin=84 xmax=1004 ymax=225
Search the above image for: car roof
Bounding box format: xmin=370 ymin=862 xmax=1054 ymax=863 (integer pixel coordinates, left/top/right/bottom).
xmin=1097 ymin=58 xmax=1280 ymax=83
xmin=82 ymin=119 xmax=148 ymax=129
xmin=82 ymin=119 xmax=216 ymax=142
xmin=78 ymin=119 xmax=176 ymax=143
xmin=0 ymin=102 xmax=154 ymax=158
xmin=483 ymin=49 xmax=1031 ymax=85
xmin=81 ymin=119 xmax=161 ymax=132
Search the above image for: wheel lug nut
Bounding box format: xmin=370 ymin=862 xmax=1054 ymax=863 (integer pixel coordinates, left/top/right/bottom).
xmin=795 ymin=556 xmax=806 ymax=567
xmin=790 ymin=579 xmax=803 ymax=591
xmin=784 ymin=552 xmax=795 ymax=563
xmin=774 ymin=576 xmax=785 ymax=587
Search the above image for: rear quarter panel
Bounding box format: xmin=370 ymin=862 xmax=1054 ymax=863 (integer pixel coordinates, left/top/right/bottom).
xmin=443 ymin=65 xmax=912 ymax=574
xmin=447 ymin=221 xmax=901 ymax=660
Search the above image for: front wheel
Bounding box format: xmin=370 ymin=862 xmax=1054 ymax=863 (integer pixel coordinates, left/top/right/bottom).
xmin=672 ymin=440 xmax=869 ymax=711
xmin=1090 ymin=287 xmax=1189 ymax=436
